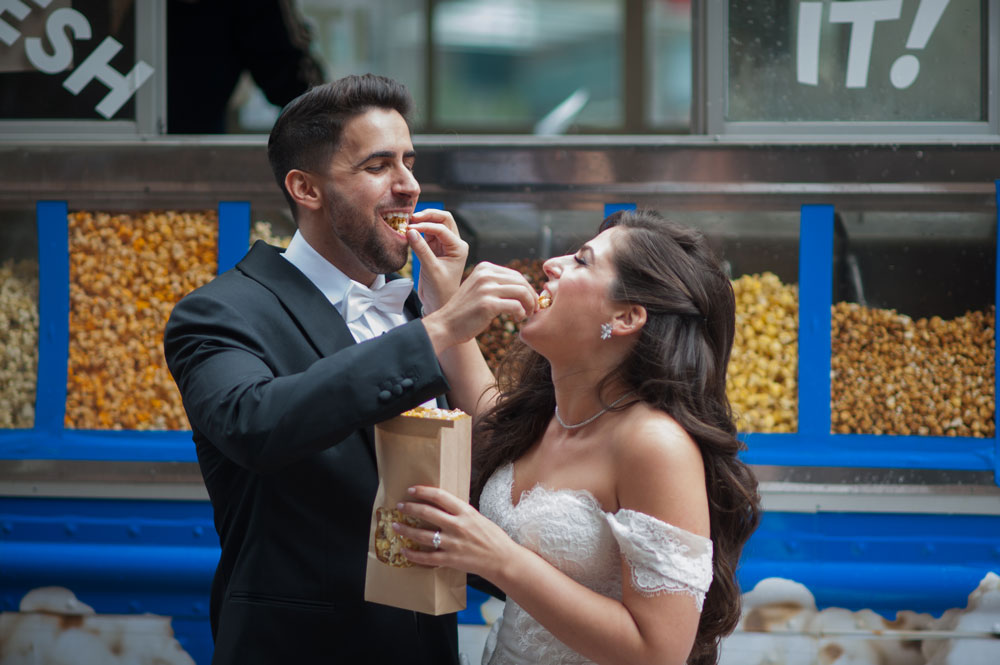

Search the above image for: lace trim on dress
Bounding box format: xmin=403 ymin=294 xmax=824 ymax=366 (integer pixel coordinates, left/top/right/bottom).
xmin=605 ymin=509 xmax=713 ymax=610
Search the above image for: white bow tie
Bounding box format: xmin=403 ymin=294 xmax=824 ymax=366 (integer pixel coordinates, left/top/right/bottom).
xmin=342 ymin=278 xmax=413 ymax=323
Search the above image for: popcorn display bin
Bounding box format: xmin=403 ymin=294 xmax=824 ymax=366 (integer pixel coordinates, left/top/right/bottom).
xmin=1 ymin=140 xmax=998 ymax=665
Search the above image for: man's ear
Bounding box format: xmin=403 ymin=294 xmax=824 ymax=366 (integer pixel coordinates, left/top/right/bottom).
xmin=284 ymin=169 xmax=323 ymax=211
xmin=613 ymin=304 xmax=647 ymax=336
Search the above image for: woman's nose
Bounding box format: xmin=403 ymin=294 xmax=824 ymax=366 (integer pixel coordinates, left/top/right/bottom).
xmin=542 ymin=255 xmax=564 ymax=279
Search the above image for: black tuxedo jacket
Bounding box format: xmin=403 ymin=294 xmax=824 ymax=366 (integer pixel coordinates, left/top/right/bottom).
xmin=164 ymin=241 xmax=459 ymax=665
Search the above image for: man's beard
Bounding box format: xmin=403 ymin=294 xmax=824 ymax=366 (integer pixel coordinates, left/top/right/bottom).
xmin=325 ymin=187 xmax=409 ymax=275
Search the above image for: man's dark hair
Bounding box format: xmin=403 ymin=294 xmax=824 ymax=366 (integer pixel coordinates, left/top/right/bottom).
xmin=266 ymin=74 xmax=414 ymax=216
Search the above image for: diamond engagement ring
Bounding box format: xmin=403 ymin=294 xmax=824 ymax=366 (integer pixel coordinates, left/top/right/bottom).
xmin=432 ymin=531 xmax=442 ymax=550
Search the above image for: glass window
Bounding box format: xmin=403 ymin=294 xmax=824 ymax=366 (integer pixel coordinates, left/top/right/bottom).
xmin=190 ymin=0 xmax=698 ymax=134
xmin=0 ymin=210 xmax=39 ymax=429
xmin=431 ymin=0 xmax=623 ymax=132
xmin=727 ymin=0 xmax=985 ymax=122
xmin=830 ymin=212 xmax=995 ymax=437
xmin=300 ymin=0 xmax=427 ymax=124
xmin=0 ymin=1 xmax=144 ymax=121
xmin=646 ymin=0 xmax=692 ymax=129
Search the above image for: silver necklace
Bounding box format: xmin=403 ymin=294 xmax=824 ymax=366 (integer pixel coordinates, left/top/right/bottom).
xmin=554 ymin=392 xmax=635 ymax=430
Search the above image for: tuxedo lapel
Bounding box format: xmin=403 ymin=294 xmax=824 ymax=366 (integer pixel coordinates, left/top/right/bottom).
xmin=236 ymin=242 xmax=380 ymax=460
xmin=234 ymin=243 xmax=427 ymax=462
xmin=237 ymin=241 xmax=356 ymax=358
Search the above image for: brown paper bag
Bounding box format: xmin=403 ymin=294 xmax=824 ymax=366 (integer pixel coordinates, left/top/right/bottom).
xmin=364 ymin=408 xmax=471 ymax=615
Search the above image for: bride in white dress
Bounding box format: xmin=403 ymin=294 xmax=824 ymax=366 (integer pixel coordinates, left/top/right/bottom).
xmin=398 ymin=209 xmax=761 ymax=665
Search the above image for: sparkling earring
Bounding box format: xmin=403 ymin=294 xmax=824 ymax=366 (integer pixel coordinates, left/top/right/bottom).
xmin=600 ymin=322 xmax=613 ymax=340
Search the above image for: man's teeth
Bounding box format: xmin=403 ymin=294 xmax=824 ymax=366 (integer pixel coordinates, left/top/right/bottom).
xmin=384 ymin=213 xmax=409 ymax=234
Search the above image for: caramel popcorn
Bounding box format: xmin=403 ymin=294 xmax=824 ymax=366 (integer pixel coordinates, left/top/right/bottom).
xmin=66 ymin=210 xmax=218 ymax=430
xmin=831 ymin=303 xmax=994 ymax=437
xmin=375 ymin=507 xmax=424 ymax=567
xmin=401 ymin=406 xmax=468 ymax=421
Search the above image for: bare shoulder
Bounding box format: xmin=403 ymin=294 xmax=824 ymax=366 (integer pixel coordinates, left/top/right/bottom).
xmin=613 ymin=404 xmax=704 ymax=481
xmin=612 ymin=404 xmax=709 ymax=536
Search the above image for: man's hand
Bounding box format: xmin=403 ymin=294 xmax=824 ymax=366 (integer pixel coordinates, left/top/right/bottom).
xmin=421 ymin=262 xmax=538 ymax=355
xmin=406 ymin=209 xmax=468 ymax=314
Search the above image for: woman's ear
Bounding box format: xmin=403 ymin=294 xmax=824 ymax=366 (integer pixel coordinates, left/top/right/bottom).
xmin=284 ymin=169 xmax=323 ymax=211
xmin=613 ymin=304 xmax=647 ymax=336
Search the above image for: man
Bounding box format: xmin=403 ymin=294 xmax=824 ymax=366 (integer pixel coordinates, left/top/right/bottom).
xmin=164 ymin=74 xmax=535 ymax=664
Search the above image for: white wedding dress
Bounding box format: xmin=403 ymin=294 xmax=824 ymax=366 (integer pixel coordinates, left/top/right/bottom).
xmin=478 ymin=462 xmax=714 ymax=665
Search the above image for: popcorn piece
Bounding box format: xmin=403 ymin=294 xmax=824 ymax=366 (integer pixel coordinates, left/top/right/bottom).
xmin=375 ymin=507 xmax=422 ymax=567
xmin=384 ymin=213 xmax=409 ymax=235
xmin=537 ymin=290 xmax=552 ymax=309
xmin=401 ymin=406 xmax=468 ymax=421
xmin=249 ymin=220 xmax=292 ymax=248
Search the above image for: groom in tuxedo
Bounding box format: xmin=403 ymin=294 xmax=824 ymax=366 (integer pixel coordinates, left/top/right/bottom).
xmin=164 ymin=74 xmax=535 ymax=664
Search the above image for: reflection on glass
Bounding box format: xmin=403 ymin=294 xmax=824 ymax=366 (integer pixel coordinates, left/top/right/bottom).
xmin=0 ymin=212 xmax=39 ymax=428
xmin=300 ymin=0 xmax=427 ymax=125
xmin=0 ymin=1 xmax=139 ymax=121
xmin=727 ymin=0 xmax=983 ymax=122
xmin=645 ymin=0 xmax=691 ymax=129
xmin=829 ymin=212 xmax=995 ymax=437
xmin=432 ymin=0 xmax=622 ymax=131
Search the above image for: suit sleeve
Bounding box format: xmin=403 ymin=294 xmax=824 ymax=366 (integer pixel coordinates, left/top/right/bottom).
xmin=163 ymin=289 xmax=448 ymax=472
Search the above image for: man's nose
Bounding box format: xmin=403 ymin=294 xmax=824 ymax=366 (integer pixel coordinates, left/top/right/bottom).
xmin=394 ymin=165 xmax=420 ymax=198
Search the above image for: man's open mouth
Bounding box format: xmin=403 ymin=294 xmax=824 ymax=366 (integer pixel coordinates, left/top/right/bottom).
xmin=383 ymin=212 xmax=410 ymax=236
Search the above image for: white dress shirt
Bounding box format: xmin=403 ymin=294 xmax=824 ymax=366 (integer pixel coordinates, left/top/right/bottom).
xmin=282 ymin=230 xmax=411 ymax=343
xmin=281 ymin=231 xmax=438 ymax=408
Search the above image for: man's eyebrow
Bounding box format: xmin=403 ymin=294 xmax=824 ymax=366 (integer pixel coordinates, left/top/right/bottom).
xmin=354 ymin=150 xmax=416 ymax=168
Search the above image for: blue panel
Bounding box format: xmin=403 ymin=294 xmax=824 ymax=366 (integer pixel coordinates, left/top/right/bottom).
xmin=458 ymin=586 xmax=491 ymax=625
xmin=603 ymin=202 xmax=636 ymax=217
xmin=0 ymin=430 xmax=195 ymax=462
xmin=411 ymin=201 xmax=443 ymax=288
xmin=995 ymin=180 xmax=999 ymax=487
xmin=797 ymin=204 xmax=833 ymax=438
xmin=739 ymin=511 xmax=1000 ymax=617
xmin=217 ymin=201 xmax=251 ymax=274
xmin=740 ymin=432 xmax=995 ymax=470
xmin=0 ymin=497 xmax=216 ymax=664
xmin=34 ymin=201 xmax=69 ymax=436
xmin=2 ymin=542 xmax=217 ymax=590
xmin=6 ymin=498 xmax=1000 ymax=660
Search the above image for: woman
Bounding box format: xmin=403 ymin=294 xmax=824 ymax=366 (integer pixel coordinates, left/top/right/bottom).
xmin=396 ymin=209 xmax=761 ymax=664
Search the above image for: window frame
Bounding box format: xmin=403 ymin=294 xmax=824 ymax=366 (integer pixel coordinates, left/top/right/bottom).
xmin=695 ymin=0 xmax=1000 ymax=138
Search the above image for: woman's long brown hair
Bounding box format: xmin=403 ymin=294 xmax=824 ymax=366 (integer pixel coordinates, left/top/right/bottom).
xmin=471 ymin=209 xmax=761 ymax=665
